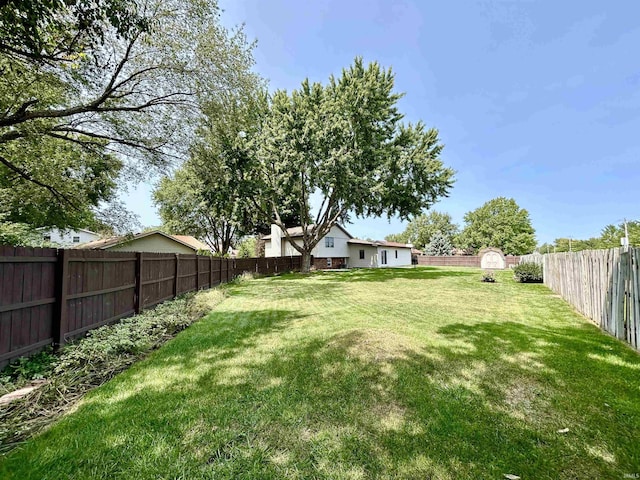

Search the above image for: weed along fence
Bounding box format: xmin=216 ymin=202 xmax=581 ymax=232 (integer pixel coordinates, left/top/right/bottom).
xmin=0 ymin=245 xmax=302 ymax=367
xmin=521 ymin=248 xmax=640 ymax=351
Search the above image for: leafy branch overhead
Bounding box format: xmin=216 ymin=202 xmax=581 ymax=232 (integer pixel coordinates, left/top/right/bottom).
xmin=0 ymin=0 xmax=259 ymax=230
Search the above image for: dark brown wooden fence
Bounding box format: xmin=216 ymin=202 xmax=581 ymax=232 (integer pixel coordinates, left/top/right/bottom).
xmin=417 ymin=255 xmax=520 ymax=268
xmin=0 ymin=245 xmax=301 ymax=368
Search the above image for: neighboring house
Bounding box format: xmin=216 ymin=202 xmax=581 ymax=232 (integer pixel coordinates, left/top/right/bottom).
xmin=263 ymin=224 xmax=413 ymax=269
xmin=38 ymin=228 xmax=100 ymax=246
xmin=78 ymin=230 xmax=210 ymax=254
xmin=171 ymin=235 xmax=212 ymax=253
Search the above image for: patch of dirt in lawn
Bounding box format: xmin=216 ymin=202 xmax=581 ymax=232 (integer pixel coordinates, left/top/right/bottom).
xmin=326 ymin=328 xmax=421 ymax=363
xmin=502 ymin=379 xmax=551 ymax=422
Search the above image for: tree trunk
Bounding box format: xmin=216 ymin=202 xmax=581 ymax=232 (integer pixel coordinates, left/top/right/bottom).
xmin=301 ymin=251 xmax=312 ymax=273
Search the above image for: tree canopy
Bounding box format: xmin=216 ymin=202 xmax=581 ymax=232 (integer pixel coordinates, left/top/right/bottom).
xmin=153 ymin=88 xmax=299 ymax=253
xmin=0 ymin=0 xmax=258 ymax=232
xmin=457 ymin=197 xmax=536 ymax=255
xmin=248 ymin=58 xmax=454 ymax=271
xmin=385 ymin=211 xmax=458 ymax=250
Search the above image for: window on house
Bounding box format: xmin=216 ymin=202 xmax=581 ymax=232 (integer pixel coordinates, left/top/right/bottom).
xmin=326 ymin=258 xmax=332 ymax=267
xmin=43 ymin=235 xmax=51 ymax=242
xmin=359 ymin=249 xmax=365 ymax=259
xmin=395 ymin=250 xmax=398 ymax=259
xmin=73 ymin=236 xmax=80 ymax=243
xmin=381 ymin=250 xmax=387 ymax=265
xmin=325 ymin=237 xmax=334 ymax=248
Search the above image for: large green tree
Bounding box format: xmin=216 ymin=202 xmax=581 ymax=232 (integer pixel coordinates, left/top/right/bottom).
xmin=385 ymin=210 xmax=458 ymax=250
xmin=248 ymin=58 xmax=454 ymax=271
xmin=154 ymin=163 xmax=247 ymax=255
xmin=154 ymin=89 xmax=299 ymax=254
xmin=0 ymin=0 xmax=258 ymax=231
xmin=457 ymin=197 xmax=536 ymax=255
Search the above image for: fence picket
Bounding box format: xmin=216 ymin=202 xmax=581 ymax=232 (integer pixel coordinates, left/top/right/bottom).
xmin=522 ymin=247 xmax=639 ymax=351
xmin=0 ymin=247 xmax=303 ymax=367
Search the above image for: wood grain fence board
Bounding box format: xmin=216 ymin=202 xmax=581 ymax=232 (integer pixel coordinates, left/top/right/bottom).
xmin=529 ymin=247 xmax=639 ymax=351
xmin=0 ymin=247 xmax=303 ymax=367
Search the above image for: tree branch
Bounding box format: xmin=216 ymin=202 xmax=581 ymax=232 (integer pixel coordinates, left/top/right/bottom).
xmin=0 ymin=154 xmax=78 ymax=208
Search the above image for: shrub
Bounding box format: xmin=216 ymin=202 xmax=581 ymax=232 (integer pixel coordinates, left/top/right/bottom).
xmin=481 ymin=271 xmax=496 ymax=282
xmin=513 ymin=262 xmax=543 ymax=283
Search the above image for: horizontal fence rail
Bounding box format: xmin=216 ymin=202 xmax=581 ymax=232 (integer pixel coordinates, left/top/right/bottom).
xmin=0 ymin=245 xmax=302 ymax=367
xmin=522 ymin=248 xmax=639 ymax=351
xmin=417 ymin=255 xmax=520 ymax=268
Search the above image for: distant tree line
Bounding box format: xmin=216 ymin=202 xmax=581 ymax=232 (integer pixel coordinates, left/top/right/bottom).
xmin=538 ymin=220 xmax=640 ymax=253
xmin=386 ymin=197 xmax=536 ymax=256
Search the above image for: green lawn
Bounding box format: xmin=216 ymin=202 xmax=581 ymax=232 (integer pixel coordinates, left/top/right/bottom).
xmin=2 ymin=267 xmax=639 ymax=479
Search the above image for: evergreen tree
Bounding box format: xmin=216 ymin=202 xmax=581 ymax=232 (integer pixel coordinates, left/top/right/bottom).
xmin=424 ymin=231 xmax=453 ymax=256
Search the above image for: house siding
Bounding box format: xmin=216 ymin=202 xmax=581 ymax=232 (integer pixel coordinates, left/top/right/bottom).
xmin=377 ymin=247 xmax=412 ymax=267
xmin=348 ymin=245 xmax=379 ymax=268
xmin=266 ymin=225 xmax=351 ymax=259
xmin=106 ymin=234 xmax=195 ymax=254
xmin=42 ymin=229 xmax=100 ymax=246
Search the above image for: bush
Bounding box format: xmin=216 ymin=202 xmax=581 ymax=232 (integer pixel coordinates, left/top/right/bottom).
xmin=481 ymin=271 xmax=496 ymax=282
xmin=513 ymin=262 xmax=543 ymax=283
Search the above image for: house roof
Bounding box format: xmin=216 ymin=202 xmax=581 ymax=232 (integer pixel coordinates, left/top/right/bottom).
xmin=78 ymin=230 xmax=204 ymax=251
xmin=263 ymin=224 xmax=353 ymax=240
xmin=347 ymin=238 xmax=413 ymax=249
xmin=172 ymin=235 xmax=211 ymax=251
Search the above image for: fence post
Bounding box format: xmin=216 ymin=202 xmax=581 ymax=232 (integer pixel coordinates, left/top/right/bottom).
xmin=196 ymin=255 xmax=200 ymax=291
xmin=174 ymin=254 xmax=180 ymax=298
xmin=53 ymin=248 xmax=70 ymax=348
xmin=134 ymin=252 xmax=143 ymax=314
xmin=227 ymin=257 xmax=230 ymax=282
xmin=209 ymin=256 xmax=213 ymax=288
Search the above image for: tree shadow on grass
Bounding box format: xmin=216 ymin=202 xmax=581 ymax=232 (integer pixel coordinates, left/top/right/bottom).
xmin=4 ymin=312 xmax=639 ymax=479
xmin=254 ymin=267 xmax=478 ymax=286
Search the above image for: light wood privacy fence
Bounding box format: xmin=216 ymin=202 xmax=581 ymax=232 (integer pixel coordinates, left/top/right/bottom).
xmin=521 ymin=248 xmax=640 ymax=351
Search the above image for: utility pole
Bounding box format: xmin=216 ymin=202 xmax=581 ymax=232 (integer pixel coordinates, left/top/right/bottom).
xmin=569 ymin=236 xmax=572 ymax=252
xmin=623 ymin=218 xmax=630 ymax=252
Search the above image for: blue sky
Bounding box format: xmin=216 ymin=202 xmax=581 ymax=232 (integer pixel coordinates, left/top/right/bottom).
xmin=124 ymin=0 xmax=639 ymax=244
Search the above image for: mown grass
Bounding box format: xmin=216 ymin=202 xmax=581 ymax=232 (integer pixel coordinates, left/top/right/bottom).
xmin=1 ymin=267 xmax=639 ymax=479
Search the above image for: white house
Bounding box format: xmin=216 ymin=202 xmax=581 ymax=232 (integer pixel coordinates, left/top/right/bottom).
xmin=39 ymin=228 xmax=100 ymax=246
xmin=263 ymin=224 xmax=413 ymax=269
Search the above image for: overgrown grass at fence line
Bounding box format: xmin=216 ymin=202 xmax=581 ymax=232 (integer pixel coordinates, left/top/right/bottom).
xmin=0 ymin=288 xmax=226 ymax=453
